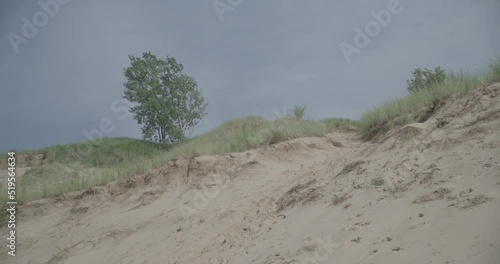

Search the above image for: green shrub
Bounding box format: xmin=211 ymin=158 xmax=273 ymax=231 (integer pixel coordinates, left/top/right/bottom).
xmin=407 ymin=67 xmax=446 ymax=93
xmin=292 ymin=105 xmax=306 ymax=119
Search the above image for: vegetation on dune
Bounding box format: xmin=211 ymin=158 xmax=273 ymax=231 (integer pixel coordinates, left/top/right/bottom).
xmin=1 ymin=58 xmax=499 ymax=205
xmin=359 ymin=58 xmax=500 ymax=140
xmin=0 ymin=116 xmax=357 ymax=204
xmin=0 ymin=138 xmax=169 ymax=203
xmin=166 ymin=116 xmax=357 ymax=158
xmin=41 ymin=138 xmax=166 ymax=167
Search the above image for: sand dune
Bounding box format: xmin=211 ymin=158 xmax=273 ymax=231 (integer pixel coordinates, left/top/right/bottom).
xmin=2 ymin=83 xmax=500 ymax=263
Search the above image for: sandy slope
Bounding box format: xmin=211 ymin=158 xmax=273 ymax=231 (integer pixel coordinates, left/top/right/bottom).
xmin=2 ymin=83 xmax=500 ymax=264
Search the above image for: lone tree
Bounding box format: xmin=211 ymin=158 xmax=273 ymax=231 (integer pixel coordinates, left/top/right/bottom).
xmin=123 ymin=52 xmax=207 ymax=145
xmin=406 ymin=66 xmax=446 ymax=93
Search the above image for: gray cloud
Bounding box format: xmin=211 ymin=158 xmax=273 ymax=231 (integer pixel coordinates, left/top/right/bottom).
xmin=1 ymin=0 xmax=499 ymax=151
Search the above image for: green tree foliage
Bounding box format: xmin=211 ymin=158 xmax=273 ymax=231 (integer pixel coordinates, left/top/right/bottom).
xmin=292 ymin=105 xmax=306 ymax=119
xmin=407 ymin=66 xmax=446 ymax=93
xmin=123 ymin=52 xmax=207 ymax=145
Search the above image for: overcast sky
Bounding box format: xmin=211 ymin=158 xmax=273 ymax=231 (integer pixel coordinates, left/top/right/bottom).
xmin=1 ymin=0 xmax=499 ymax=152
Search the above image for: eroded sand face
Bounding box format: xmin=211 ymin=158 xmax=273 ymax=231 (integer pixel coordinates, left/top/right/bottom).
xmin=2 ymin=83 xmax=500 ymax=264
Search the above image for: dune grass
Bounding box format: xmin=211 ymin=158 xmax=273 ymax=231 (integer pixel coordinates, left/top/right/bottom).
xmin=0 ymin=138 xmax=169 ymax=203
xmin=166 ymin=116 xmax=357 ymax=158
xmin=0 ymin=116 xmax=356 ymax=205
xmin=41 ymin=137 xmax=167 ymax=167
xmin=359 ymin=58 xmax=500 ymax=140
